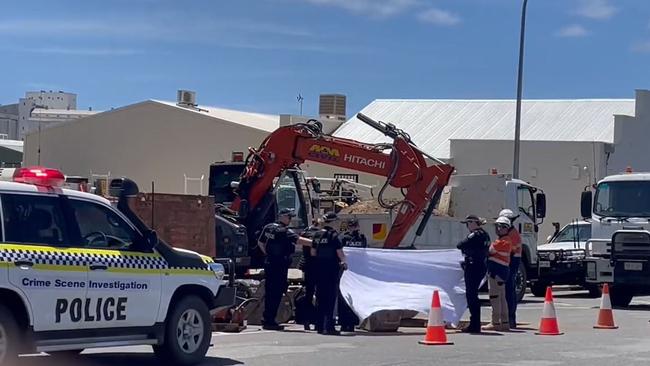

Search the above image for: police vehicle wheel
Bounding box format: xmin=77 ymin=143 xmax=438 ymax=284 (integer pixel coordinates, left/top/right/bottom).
xmin=0 ymin=304 xmax=19 ymax=366
xmin=155 ymin=296 xmax=211 ymax=366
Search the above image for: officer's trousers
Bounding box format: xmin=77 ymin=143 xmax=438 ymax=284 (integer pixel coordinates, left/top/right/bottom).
xmin=315 ymin=260 xmax=340 ymax=332
xmin=263 ymin=264 xmax=289 ymax=326
xmin=506 ymin=256 xmax=521 ymax=327
xmin=302 ymin=261 xmax=317 ymax=326
xmin=464 ymin=262 xmax=487 ymax=330
xmin=337 ymin=292 xmax=359 ymax=330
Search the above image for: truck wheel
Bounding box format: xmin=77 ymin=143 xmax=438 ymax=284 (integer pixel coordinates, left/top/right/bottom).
xmin=515 ymin=261 xmax=527 ymax=302
xmin=530 ymin=281 xmax=548 ymax=297
xmin=0 ymin=304 xmax=19 ymax=366
xmin=49 ymin=350 xmax=84 ymax=359
xmin=585 ymin=284 xmax=601 ymax=298
xmin=154 ymin=296 xmax=212 ymax=366
xmin=610 ymin=288 xmax=633 ymax=307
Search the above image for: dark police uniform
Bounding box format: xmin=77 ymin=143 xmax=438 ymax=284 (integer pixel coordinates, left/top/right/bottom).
xmin=313 ymin=225 xmax=343 ymax=334
xmin=337 ymin=227 xmax=367 ymax=331
xmin=258 ymin=221 xmax=298 ymax=329
xmin=457 ymin=224 xmax=490 ymax=332
xmin=298 ymin=223 xmax=320 ymax=330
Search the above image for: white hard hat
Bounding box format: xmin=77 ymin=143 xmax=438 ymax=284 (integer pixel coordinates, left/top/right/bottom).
xmin=495 ymin=216 xmax=512 ymax=227
xmin=498 ymin=209 xmax=515 ymax=219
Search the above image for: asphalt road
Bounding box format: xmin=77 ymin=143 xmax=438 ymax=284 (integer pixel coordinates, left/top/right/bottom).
xmin=18 ymin=290 xmax=650 ymax=366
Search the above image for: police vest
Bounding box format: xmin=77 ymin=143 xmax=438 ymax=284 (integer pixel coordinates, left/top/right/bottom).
xmin=314 ymin=229 xmax=340 ymax=260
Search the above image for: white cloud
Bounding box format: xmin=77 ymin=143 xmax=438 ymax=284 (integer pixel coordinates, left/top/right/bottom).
xmin=417 ymin=8 xmax=461 ymax=26
xmin=574 ymin=0 xmax=617 ymax=20
xmin=556 ymin=24 xmax=589 ymax=38
xmin=631 ymin=41 xmax=650 ymax=53
xmin=301 ymin=0 xmax=421 ymax=17
xmin=23 ymin=47 xmax=144 ymax=56
xmin=0 ymin=18 xmax=313 ymax=40
xmin=0 ymin=17 xmax=350 ymax=53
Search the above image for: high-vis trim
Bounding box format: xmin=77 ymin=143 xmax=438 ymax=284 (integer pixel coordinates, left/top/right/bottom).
xmin=0 ymin=244 xmax=213 ymax=275
xmin=542 ymin=300 xmax=557 ymax=318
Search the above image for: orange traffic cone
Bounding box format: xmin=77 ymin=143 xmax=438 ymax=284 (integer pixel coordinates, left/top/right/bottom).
xmin=419 ymin=290 xmax=453 ymax=345
xmin=594 ymin=284 xmax=618 ymax=329
xmin=535 ymin=286 xmax=564 ymax=336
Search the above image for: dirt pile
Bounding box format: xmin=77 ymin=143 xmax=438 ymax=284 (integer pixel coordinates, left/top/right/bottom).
xmin=338 ymin=199 xmax=397 ymax=214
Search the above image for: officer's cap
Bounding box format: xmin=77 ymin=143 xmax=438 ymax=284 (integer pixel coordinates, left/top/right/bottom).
xmin=347 ymin=218 xmax=359 ymax=227
xmin=278 ymin=208 xmax=296 ymax=217
xmin=461 ymin=215 xmax=485 ymax=225
xmin=322 ymin=212 xmax=338 ymax=223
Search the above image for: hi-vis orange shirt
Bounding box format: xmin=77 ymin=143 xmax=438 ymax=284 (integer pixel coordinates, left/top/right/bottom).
xmin=506 ymin=229 xmax=523 ymax=258
xmin=489 ymin=237 xmax=512 ymax=267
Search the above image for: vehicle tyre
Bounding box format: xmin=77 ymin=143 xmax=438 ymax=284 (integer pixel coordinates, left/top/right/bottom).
xmin=515 ymin=261 xmax=527 ymax=302
xmin=585 ymin=284 xmax=602 ymax=298
xmin=530 ymin=281 xmax=548 ymax=297
xmin=154 ymin=295 xmax=212 ymax=366
xmin=0 ymin=304 xmax=20 ymax=366
xmin=610 ymin=288 xmax=633 ymax=307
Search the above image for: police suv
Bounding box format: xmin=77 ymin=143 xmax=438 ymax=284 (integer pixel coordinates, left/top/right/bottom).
xmin=0 ymin=167 xmax=234 ymax=365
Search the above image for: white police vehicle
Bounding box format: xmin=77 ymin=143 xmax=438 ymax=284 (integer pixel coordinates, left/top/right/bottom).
xmin=0 ymin=167 xmax=234 ymax=365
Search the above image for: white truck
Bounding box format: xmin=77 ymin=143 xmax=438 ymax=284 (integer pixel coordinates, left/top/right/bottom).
xmin=533 ymin=220 xmax=598 ymax=297
xmin=582 ymin=171 xmax=650 ymax=307
xmin=338 ymin=173 xmax=547 ymax=302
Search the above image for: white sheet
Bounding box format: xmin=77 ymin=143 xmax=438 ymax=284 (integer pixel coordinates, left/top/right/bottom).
xmin=339 ymin=248 xmax=467 ymax=326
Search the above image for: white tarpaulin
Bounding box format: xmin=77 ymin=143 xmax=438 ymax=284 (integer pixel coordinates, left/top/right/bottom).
xmin=339 ymin=248 xmax=467 ymax=326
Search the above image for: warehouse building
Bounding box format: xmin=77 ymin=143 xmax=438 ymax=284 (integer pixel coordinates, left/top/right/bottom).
xmin=23 ymin=91 xmax=344 ymax=195
xmin=305 ymin=89 xmax=650 ymax=240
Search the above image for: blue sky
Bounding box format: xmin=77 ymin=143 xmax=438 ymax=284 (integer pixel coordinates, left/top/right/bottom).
xmin=1 ymin=0 xmax=649 ymax=116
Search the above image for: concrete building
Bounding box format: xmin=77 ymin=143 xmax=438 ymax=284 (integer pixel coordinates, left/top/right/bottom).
xmin=305 ymin=90 xmax=650 ymax=240
xmin=23 ymin=91 xmax=343 ymax=195
xmin=0 ymin=91 xmax=97 ymax=140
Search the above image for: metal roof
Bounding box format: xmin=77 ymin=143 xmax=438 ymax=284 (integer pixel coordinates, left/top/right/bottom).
xmin=154 ymin=100 xmax=280 ymax=133
xmin=0 ymin=139 xmax=23 ymax=153
xmin=333 ymin=99 xmax=636 ymax=159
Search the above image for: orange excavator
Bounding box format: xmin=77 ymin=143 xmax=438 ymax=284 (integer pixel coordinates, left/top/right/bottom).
xmin=213 ymin=113 xmax=454 ymax=271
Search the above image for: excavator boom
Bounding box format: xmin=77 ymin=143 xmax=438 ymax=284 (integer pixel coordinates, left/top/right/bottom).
xmin=230 ymin=113 xmax=454 ymax=248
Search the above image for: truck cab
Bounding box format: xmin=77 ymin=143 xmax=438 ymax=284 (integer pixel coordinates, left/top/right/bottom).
xmin=582 ymin=171 xmax=650 ymax=306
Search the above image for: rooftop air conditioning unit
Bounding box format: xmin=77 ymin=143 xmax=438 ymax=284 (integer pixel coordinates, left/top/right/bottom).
xmin=177 ymin=90 xmax=197 ymax=107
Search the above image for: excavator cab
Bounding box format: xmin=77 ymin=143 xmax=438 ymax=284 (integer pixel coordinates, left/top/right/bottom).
xmin=212 ymin=165 xmax=316 ymax=272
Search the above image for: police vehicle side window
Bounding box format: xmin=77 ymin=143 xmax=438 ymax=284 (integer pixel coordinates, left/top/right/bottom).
xmin=67 ymin=199 xmax=140 ymax=250
xmin=2 ymin=194 xmax=68 ymax=246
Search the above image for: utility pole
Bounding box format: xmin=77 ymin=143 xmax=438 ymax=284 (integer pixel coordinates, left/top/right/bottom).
xmin=297 ymin=93 xmax=304 ymax=115
xmin=513 ymin=0 xmax=528 ymax=179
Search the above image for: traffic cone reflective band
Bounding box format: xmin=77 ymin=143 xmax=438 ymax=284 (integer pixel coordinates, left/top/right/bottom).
xmin=594 ymin=284 xmax=618 ymax=329
xmin=535 ymin=286 xmax=563 ymax=336
xmin=418 ymin=290 xmax=453 ymax=345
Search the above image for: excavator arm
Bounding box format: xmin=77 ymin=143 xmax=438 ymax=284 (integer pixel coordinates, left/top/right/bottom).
xmin=230 ymin=113 xmax=454 ymax=249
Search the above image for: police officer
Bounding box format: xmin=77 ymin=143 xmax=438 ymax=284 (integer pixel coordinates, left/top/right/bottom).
xmin=312 ymin=212 xmax=347 ymax=335
xmin=338 ymin=218 xmax=366 ymax=332
xmin=298 ymin=218 xmax=321 ymax=331
xmin=257 ymin=208 xmax=312 ymax=331
xmin=340 ymin=218 xmax=368 ymax=248
xmin=457 ymin=215 xmax=490 ymax=333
